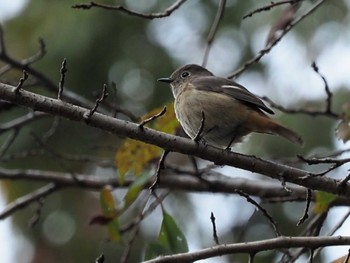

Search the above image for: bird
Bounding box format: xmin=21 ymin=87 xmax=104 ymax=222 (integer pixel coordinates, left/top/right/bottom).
xmin=158 ymin=64 xmax=303 ymax=149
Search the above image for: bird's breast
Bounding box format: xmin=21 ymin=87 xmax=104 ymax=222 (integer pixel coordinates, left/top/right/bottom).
xmin=174 ymin=87 xmax=252 ymax=141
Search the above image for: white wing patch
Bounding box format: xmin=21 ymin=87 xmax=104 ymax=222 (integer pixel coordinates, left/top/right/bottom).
xmin=221 ymin=85 xmax=242 ymax=90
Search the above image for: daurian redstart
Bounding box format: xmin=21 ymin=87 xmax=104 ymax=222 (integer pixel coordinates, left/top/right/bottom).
xmin=158 ymin=64 xmax=303 ymax=149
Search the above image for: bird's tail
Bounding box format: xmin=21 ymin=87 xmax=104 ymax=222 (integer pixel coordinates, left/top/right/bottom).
xmin=249 ymin=113 xmax=303 ymax=145
xmin=268 ymin=121 xmax=303 ymax=145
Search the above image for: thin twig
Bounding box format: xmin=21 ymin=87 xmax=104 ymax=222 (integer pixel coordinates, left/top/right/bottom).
xmin=309 ymin=248 xmax=314 ymax=263
xmin=262 ymin=96 xmax=338 ymax=119
xmin=297 ymin=155 xmax=350 ymax=177
xmin=107 ymin=82 xmax=138 ymax=121
xmin=297 ymin=189 xmax=312 ymax=226
xmin=72 ymin=0 xmax=187 ymax=19
xmin=120 ymin=191 xmax=169 ymax=263
xmin=14 ymin=70 xmax=28 ymax=92
xmin=58 ymin=58 xmax=67 ymax=100
xmin=120 ymin=191 xmax=169 ymax=233
xmin=243 ymin=0 xmax=304 ymax=19
xmin=311 ymin=61 xmax=334 ymax=115
xmin=280 ymin=176 xmax=292 ymax=192
xmin=120 ymin=192 xmax=151 ymax=263
xmin=202 ymin=0 xmax=226 ymax=67
xmin=235 ymin=189 xmax=281 ymax=236
xmin=229 ymin=0 xmax=327 ymax=79
xmin=21 ymin=38 xmax=46 ymax=66
xmin=210 ymin=212 xmax=220 ymax=245
xmin=95 ymin=254 xmax=105 ymax=263
xmin=84 ymin=84 xmax=108 ymax=120
xmin=28 ymin=197 xmax=45 ymax=228
xmin=41 ymin=117 xmax=60 ymax=142
xmin=282 ymin=212 xmax=328 ymax=262
xmin=139 ymin=106 xmax=166 ymax=129
xmin=338 ymin=173 xmax=350 ymax=190
xmin=311 ymin=60 xmax=340 ymax=118
xmin=150 ymin=150 xmax=169 ymax=192
xmin=0 ymin=26 xmax=107 ymax=112
xmin=0 ymin=129 xmax=20 ymax=159
xmin=0 ymin=112 xmax=48 ymax=134
xmin=297 ymin=155 xmax=350 ymax=166
xmin=0 ymin=183 xmax=59 ymax=220
xmin=311 ymin=210 xmax=350 ymax=260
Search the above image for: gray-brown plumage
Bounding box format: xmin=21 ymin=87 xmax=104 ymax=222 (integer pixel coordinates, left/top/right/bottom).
xmin=158 ymin=64 xmax=303 ymax=148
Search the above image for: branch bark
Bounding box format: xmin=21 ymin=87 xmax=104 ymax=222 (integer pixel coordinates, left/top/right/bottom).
xmin=0 ymin=82 xmax=349 ymax=198
xmin=143 ymin=236 xmax=350 ymax=263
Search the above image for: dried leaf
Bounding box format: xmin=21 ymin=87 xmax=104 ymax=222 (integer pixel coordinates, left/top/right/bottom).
xmin=100 ymin=186 xmax=117 ymax=218
xmin=89 ymin=215 xmax=114 ymax=225
xmin=266 ymin=3 xmax=301 ymax=46
xmin=115 ymin=102 xmax=179 ymax=184
xmin=336 ymin=102 xmax=350 ymax=143
xmin=116 ymin=140 xmax=161 ymax=184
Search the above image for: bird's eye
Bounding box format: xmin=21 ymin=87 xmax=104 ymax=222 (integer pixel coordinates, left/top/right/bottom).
xmin=181 ymin=71 xmax=190 ymax=78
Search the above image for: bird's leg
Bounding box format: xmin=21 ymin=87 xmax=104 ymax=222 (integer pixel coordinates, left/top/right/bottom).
xmin=193 ymin=111 xmax=206 ymax=142
xmin=225 ymin=135 xmax=236 ymax=151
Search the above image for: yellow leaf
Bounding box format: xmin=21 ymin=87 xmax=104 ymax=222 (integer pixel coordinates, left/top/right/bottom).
xmin=116 ymin=140 xmax=161 ymax=184
xmin=115 ymin=102 xmax=180 ymax=183
xmin=313 ymin=191 xmax=337 ymax=214
xmin=100 ymin=187 xmax=123 ymax=243
xmin=100 ymin=186 xmax=117 ymax=218
xmin=107 ymin=218 xmax=123 ymax=243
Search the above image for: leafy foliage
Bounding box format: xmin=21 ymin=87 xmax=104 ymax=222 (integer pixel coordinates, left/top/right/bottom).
xmin=144 ymin=210 xmax=188 ymax=260
xmin=115 ymin=102 xmax=179 ymax=183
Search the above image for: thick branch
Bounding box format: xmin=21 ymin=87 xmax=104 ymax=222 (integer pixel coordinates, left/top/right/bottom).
xmin=0 ymin=168 xmax=305 ymax=199
xmin=143 ymin=236 xmax=350 ymax=263
xmin=0 ymin=83 xmax=349 ymax=198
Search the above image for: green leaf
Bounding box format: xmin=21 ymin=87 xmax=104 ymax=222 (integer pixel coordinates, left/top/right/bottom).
xmin=143 ymin=211 xmax=188 ymax=261
xmin=144 ymin=243 xmax=170 ymax=261
xmin=100 ymin=187 xmax=122 ymax=243
xmin=313 ymin=191 xmax=337 ymax=214
xmin=123 ymin=171 xmax=152 ymax=209
xmin=107 ymin=218 xmax=122 ymax=243
xmin=158 ymin=211 xmax=189 ymax=254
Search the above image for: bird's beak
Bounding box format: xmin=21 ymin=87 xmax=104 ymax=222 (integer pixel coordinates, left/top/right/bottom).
xmin=157 ymin=77 xmax=174 ymax=83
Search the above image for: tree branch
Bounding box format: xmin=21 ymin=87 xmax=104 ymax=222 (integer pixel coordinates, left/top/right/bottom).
xmin=229 ymin=0 xmax=326 ymax=78
xmin=143 ymin=236 xmax=350 ymax=263
xmin=0 ymin=183 xmax=59 ymax=220
xmin=0 ymin=168 xmax=305 ymax=199
xmin=72 ymin=0 xmax=187 ymax=19
xmin=0 ymin=82 xmax=349 ymax=198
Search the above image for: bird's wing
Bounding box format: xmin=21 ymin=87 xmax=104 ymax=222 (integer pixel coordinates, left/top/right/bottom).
xmin=193 ymin=76 xmax=274 ymax=114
